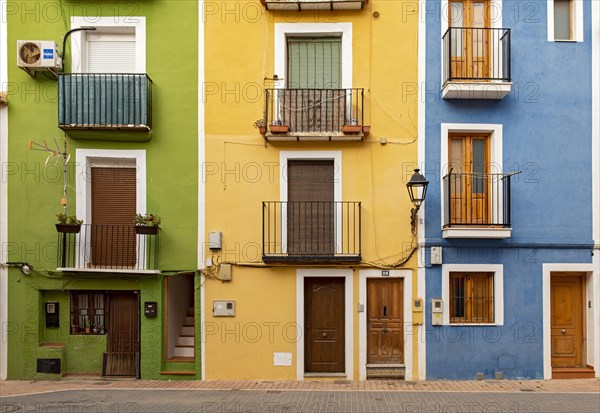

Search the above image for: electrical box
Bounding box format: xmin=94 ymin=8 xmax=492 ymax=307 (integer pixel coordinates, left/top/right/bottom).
xmin=430 ymin=246 xmax=442 ymax=265
xmin=45 ymin=302 xmax=59 ymax=328
xmin=144 ymin=302 xmax=158 ymax=318
xmin=218 ymin=263 xmax=232 ymax=281
xmin=209 ymin=231 xmax=222 ymax=249
xmin=213 ymin=300 xmax=235 ymax=317
xmin=432 ymin=298 xmax=443 ymax=326
xmin=413 ymin=298 xmax=423 ymax=324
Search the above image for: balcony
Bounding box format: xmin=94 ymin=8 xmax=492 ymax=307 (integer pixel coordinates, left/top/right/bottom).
xmin=261 ymin=0 xmax=367 ymax=10
xmin=57 ymin=224 xmax=160 ymax=273
xmin=263 ymin=88 xmax=366 ymax=142
xmin=442 ymin=28 xmax=512 ymax=99
xmin=262 ymin=201 xmax=361 ymax=263
xmin=442 ymin=172 xmax=513 ymax=239
xmin=58 ymin=74 xmax=152 ymax=141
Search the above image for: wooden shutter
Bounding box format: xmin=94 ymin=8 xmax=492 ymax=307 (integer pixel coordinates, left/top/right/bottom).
xmin=91 ymin=167 xmax=136 ymax=267
xmin=450 ymin=272 xmax=494 ymax=323
xmin=287 ymin=38 xmax=342 ymax=89
xmin=104 ymin=292 xmax=140 ymax=377
xmin=87 ymin=32 xmax=136 ymax=73
xmin=287 ymin=160 xmax=335 ymax=255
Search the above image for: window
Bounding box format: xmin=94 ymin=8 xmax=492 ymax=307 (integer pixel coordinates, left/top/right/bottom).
xmin=287 ymin=37 xmax=341 ymax=89
xmin=449 ymin=272 xmax=494 ymax=323
xmin=70 ymin=291 xmax=107 ymax=335
xmin=548 ymin=0 xmax=583 ymax=42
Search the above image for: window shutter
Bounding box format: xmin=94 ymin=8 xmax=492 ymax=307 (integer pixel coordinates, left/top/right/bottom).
xmin=287 ymin=38 xmax=341 ymax=89
xmin=91 ymin=167 xmax=137 ymax=225
xmin=87 ymin=33 xmax=136 ymax=73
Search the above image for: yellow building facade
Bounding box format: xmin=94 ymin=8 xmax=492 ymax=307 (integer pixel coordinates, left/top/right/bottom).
xmin=202 ymin=0 xmax=422 ymax=380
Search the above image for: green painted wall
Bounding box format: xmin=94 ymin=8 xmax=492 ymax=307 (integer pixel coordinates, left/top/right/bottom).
xmin=6 ymin=0 xmax=200 ymax=380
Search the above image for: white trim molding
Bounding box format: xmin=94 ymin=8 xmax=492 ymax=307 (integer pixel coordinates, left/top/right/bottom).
xmin=296 ymin=268 xmax=354 ymax=380
xmin=0 ymin=0 xmax=7 ymax=380
xmin=358 ymin=269 xmax=413 ymax=381
xmin=547 ymin=0 xmax=584 ymax=42
xmin=440 ymin=123 xmax=508 ymax=239
xmin=70 ymin=16 xmax=146 ymax=73
xmin=542 ymin=264 xmax=599 ymax=379
xmin=441 ymin=264 xmax=504 ymax=326
xmin=274 ymin=23 xmax=352 ymax=89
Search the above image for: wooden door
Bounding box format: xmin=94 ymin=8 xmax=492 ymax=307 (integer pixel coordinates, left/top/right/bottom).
xmin=551 ymin=274 xmax=585 ymax=368
xmin=449 ymin=134 xmax=489 ymax=225
xmin=449 ymin=0 xmax=490 ymax=80
xmin=104 ymin=292 xmax=140 ymax=377
xmin=305 ymin=278 xmax=345 ymax=373
xmin=367 ymin=279 xmax=404 ymax=364
xmin=288 ymin=160 xmax=335 ymax=256
xmin=91 ymin=167 xmax=137 ymax=267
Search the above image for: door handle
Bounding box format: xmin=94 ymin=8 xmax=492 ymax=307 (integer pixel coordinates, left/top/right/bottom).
xmin=383 ymin=328 xmax=388 ymax=333
xmin=322 ymin=332 xmax=327 ymax=338
xmin=561 ymin=329 xmax=566 ymax=335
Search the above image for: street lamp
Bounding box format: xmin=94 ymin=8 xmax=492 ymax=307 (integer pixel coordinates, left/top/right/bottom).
xmin=406 ymin=168 xmax=429 ymax=235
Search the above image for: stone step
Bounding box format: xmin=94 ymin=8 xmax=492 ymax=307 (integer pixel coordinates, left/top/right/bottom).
xmin=174 ymin=346 xmax=194 ymax=358
xmin=185 ymin=316 xmax=195 ymax=325
xmin=180 ymin=326 xmax=194 ymax=336
xmin=366 ymin=365 xmax=405 ymax=380
xmin=177 ymin=336 xmax=194 ymax=346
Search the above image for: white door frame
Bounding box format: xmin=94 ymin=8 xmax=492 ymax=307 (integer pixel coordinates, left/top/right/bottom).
xmin=359 ymin=269 xmax=413 ymax=381
xmin=296 ymin=268 xmax=353 ymax=380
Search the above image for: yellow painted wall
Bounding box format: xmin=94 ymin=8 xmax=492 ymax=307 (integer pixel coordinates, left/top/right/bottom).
xmin=204 ymin=1 xmax=420 ymax=380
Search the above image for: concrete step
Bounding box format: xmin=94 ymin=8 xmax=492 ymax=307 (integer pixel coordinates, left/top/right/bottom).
xmin=180 ymin=326 xmax=194 ymax=336
xmin=185 ymin=316 xmax=195 ymax=325
xmin=188 ymin=307 xmax=194 ymax=317
xmin=174 ymin=346 xmax=194 ymax=358
xmin=177 ymin=336 xmax=194 ymax=346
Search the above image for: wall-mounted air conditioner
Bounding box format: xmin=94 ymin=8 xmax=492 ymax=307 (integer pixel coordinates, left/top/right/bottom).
xmin=17 ymin=40 xmax=62 ymax=79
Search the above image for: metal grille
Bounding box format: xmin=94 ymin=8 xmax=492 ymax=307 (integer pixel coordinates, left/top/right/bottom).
xmin=70 ymin=291 xmax=107 ymax=335
xmin=450 ymin=272 xmax=494 ymax=323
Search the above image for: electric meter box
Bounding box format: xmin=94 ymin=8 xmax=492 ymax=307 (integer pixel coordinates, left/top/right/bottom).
xmin=213 ymin=300 xmax=235 ymax=317
xmin=432 ymin=298 xmax=443 ymax=326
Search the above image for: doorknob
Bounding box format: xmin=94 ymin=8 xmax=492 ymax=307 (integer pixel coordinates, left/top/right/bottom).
xmin=383 ymin=328 xmax=388 ymax=333
xmin=561 ymin=329 xmax=566 ymax=335
xmin=322 ymin=332 xmax=327 ymax=338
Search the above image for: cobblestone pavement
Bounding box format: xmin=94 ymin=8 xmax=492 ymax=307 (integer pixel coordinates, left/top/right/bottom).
xmin=0 ymin=388 xmax=599 ymax=413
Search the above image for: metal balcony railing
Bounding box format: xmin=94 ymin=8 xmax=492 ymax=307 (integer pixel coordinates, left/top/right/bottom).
xmin=443 ymin=172 xmax=512 ymax=228
xmin=442 ymin=27 xmax=511 ymax=83
xmin=262 ymin=201 xmax=361 ymax=262
xmin=58 ymin=74 xmax=152 ymax=131
xmin=264 ymin=88 xmax=364 ymax=135
xmin=57 ymin=224 xmax=159 ymax=272
xmin=261 ymin=0 xmax=367 ymax=10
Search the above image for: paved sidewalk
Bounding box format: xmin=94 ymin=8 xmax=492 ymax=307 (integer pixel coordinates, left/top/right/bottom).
xmin=0 ymin=378 xmax=598 ymax=397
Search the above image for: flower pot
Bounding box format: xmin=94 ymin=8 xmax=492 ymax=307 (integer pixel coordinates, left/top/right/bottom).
xmin=56 ymin=224 xmax=81 ymax=233
xmin=84 ymin=327 xmax=90 ymax=334
xmin=258 ymin=126 xmax=267 ymax=135
xmin=136 ymin=225 xmax=159 ymax=235
xmin=362 ymin=125 xmax=371 ymax=136
xmin=269 ymin=125 xmax=289 ymax=134
xmin=342 ymin=125 xmax=362 ymax=134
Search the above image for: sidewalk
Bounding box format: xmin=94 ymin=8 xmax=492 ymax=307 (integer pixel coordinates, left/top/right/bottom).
xmin=1 ymin=378 xmax=599 ymax=397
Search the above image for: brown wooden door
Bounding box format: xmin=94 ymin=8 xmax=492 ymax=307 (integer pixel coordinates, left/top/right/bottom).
xmin=288 ymin=160 xmax=335 ymax=255
xmin=104 ymin=292 xmax=140 ymax=377
xmin=449 ymin=134 xmax=490 ymax=225
xmin=305 ymin=277 xmax=345 ymax=373
xmin=449 ymin=0 xmax=490 ymax=80
xmin=91 ymin=167 xmax=137 ymax=267
xmin=551 ymin=274 xmax=585 ymax=368
xmin=367 ymin=279 xmax=404 ymax=364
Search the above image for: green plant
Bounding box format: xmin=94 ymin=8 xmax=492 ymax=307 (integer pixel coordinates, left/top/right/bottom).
xmin=56 ymin=212 xmax=83 ymax=225
xmin=253 ymin=118 xmax=266 ymax=129
xmin=135 ymin=213 xmax=161 ymax=227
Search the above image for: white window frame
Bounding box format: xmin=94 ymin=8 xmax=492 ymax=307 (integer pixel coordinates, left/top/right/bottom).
xmin=441 ymin=264 xmax=504 ymax=326
xmin=279 ymin=151 xmax=342 ymax=254
xmin=274 ymin=22 xmax=352 ymax=90
xmin=74 ymin=149 xmax=150 ymax=272
xmin=547 ymin=0 xmax=584 ymax=42
xmin=440 ymin=123 xmax=509 ymax=238
xmin=70 ymin=16 xmax=146 ymax=73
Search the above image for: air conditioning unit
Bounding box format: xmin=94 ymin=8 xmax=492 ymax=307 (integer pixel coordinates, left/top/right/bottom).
xmin=17 ymin=40 xmax=62 ymax=78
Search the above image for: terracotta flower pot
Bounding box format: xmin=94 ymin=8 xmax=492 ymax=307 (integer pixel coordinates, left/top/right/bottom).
xmin=362 ymin=126 xmax=371 ymax=136
xmin=342 ymin=125 xmax=362 ymax=134
xmin=258 ymin=126 xmax=267 ymax=135
xmin=269 ymin=125 xmax=289 ymax=134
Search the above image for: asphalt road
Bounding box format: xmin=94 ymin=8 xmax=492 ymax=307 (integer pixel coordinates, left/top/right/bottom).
xmin=1 ymin=389 xmax=599 ymax=413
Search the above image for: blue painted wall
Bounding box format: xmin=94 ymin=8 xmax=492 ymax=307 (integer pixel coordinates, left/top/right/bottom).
xmin=423 ymin=1 xmax=594 ymax=379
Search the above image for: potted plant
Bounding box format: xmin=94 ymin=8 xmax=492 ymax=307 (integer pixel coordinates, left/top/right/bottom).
xmin=269 ymin=120 xmax=289 ymax=134
xmin=362 ymin=125 xmax=371 ymax=136
xmin=84 ymin=319 xmax=91 ymax=334
xmin=71 ymin=324 xmax=78 ymax=335
xmin=253 ymin=118 xmax=267 ymax=135
xmin=341 ymin=118 xmax=361 ymax=134
xmin=56 ymin=212 xmax=83 ymax=233
xmin=135 ymin=213 xmax=161 ymax=235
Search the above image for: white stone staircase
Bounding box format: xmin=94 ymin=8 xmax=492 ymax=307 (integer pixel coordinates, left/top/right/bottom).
xmin=174 ymin=307 xmax=195 ymax=358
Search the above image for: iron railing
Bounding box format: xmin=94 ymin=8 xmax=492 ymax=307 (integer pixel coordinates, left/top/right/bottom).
xmin=57 ymin=224 xmax=159 ymax=272
xmin=58 ymin=74 xmax=152 ymax=130
xmin=442 ymin=27 xmax=511 ymax=83
xmin=264 ymin=88 xmax=364 ymax=134
xmin=262 ymin=201 xmax=361 ymax=262
xmin=261 ymin=0 xmax=367 ymax=10
xmin=443 ymin=172 xmax=512 ymax=228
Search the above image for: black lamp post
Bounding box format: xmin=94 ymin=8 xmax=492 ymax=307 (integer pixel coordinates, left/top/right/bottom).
xmin=406 ymin=168 xmax=429 ymax=235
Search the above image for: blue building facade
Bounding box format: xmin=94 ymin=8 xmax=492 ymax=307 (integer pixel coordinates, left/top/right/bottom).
xmin=421 ymin=0 xmax=600 ymax=380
